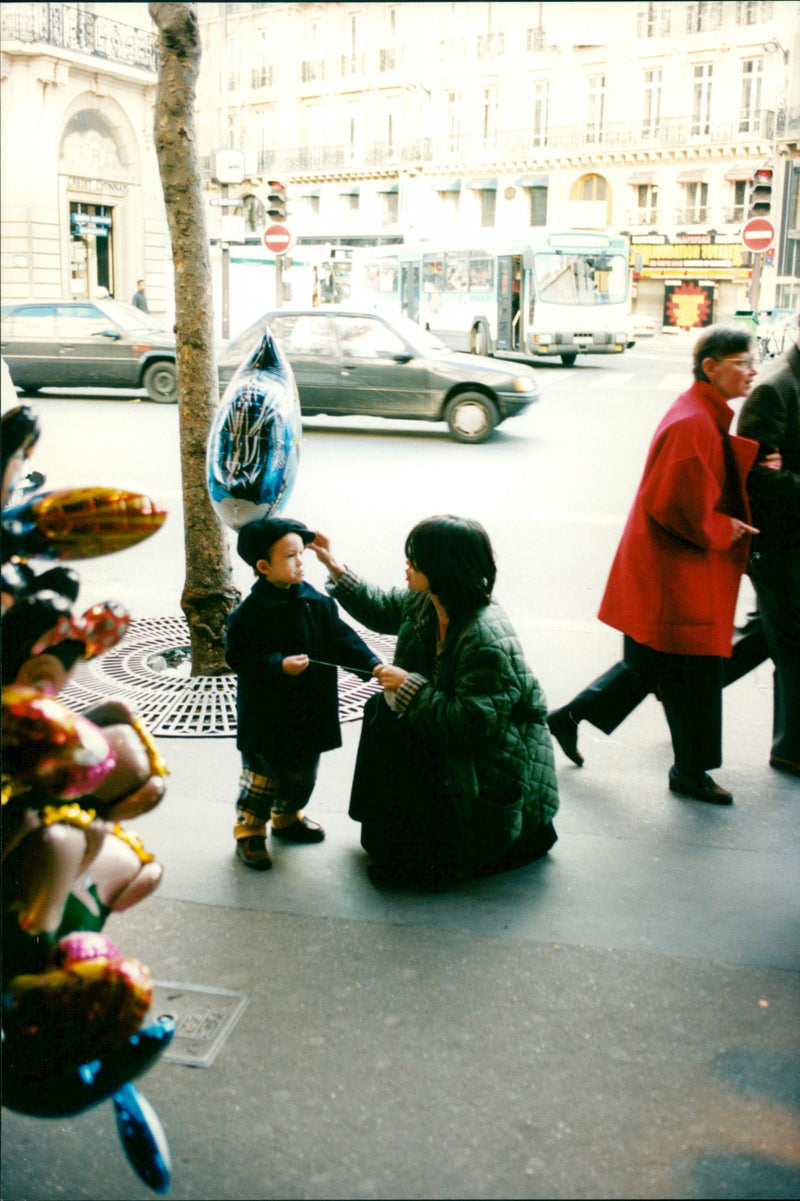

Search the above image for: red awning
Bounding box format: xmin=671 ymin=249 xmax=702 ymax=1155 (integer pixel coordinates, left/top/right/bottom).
xmin=628 ymin=173 xmax=653 ymax=186
xmin=676 ymin=169 xmax=706 ymax=183
xmin=725 ymin=165 xmax=752 ymax=181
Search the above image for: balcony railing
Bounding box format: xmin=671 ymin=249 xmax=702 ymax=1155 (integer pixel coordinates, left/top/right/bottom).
xmin=301 ymin=58 xmax=325 ymax=83
xmin=1 ymin=2 xmax=158 ymax=72
xmin=251 ymin=66 xmax=273 ymax=89
xmin=476 ymin=32 xmax=505 ymax=59
xmin=217 ymin=110 xmax=786 ymax=179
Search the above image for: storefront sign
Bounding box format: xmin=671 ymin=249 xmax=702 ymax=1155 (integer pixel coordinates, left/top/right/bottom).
xmin=66 ymin=175 xmax=129 ymax=194
xmin=632 ymin=239 xmax=750 ymax=281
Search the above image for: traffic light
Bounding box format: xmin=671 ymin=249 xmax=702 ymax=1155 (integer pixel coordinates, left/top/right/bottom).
xmin=748 ymin=166 xmax=773 ymax=217
xmin=266 ymin=181 xmax=287 ymax=221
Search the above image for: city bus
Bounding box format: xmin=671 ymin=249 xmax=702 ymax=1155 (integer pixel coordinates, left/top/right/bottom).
xmin=348 ymin=231 xmax=633 ymax=366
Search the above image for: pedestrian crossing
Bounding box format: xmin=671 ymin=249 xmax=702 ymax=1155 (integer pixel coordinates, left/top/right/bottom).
xmin=548 ymin=370 xmax=690 ymax=392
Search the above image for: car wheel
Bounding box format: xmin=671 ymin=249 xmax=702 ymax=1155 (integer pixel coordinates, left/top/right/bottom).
xmin=445 ymin=393 xmax=497 ymax=444
xmin=560 ymin=353 xmax=578 ymax=367
xmin=471 ymin=321 xmax=491 ymax=356
xmin=143 ymin=361 xmax=177 ymax=403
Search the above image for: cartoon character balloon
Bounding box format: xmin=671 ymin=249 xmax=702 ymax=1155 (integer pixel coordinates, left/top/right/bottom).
xmin=206 ymin=330 xmax=302 ymax=531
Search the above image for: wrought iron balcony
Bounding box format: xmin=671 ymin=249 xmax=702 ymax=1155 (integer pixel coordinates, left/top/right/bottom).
xmin=0 ymin=2 xmax=158 ymax=72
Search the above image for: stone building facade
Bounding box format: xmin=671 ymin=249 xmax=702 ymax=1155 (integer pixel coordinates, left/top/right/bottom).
xmin=194 ymin=0 xmax=800 ymax=327
xmin=1 ymin=2 xmax=170 ymax=315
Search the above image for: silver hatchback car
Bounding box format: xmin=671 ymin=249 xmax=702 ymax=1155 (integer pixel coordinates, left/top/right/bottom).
xmin=1 ymin=298 xmax=178 ymax=402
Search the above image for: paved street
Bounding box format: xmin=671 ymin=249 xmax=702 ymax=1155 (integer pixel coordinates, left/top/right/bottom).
xmin=2 ymin=337 xmax=799 ymax=1200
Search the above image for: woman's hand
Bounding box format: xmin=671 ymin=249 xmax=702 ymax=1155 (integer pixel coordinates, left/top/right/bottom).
xmin=374 ymin=664 xmax=408 ymax=691
xmin=730 ymin=518 xmax=759 ymax=543
xmin=308 ymin=532 xmax=345 ymax=581
xmin=760 ymin=451 xmax=782 ymax=471
xmin=282 ymin=654 xmax=309 ymax=675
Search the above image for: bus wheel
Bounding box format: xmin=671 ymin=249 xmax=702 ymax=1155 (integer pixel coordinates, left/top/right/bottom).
xmin=445 ymin=393 xmax=497 ymax=444
xmin=560 ymin=352 xmax=578 ymax=367
xmin=471 ymin=322 xmax=491 ymax=356
xmin=144 ymin=361 xmax=178 ymax=403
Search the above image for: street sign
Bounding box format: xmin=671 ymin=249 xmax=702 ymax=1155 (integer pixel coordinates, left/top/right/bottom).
xmin=262 ymin=223 xmax=292 ymax=255
xmin=742 ymin=217 xmax=775 ymax=253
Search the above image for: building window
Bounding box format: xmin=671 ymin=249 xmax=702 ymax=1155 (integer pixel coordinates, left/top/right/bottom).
xmin=691 ymin=64 xmax=713 ymax=137
xmin=637 ymin=3 xmax=671 ymax=37
xmin=635 ymin=183 xmax=659 ymax=224
xmin=586 ymin=75 xmax=605 ymax=144
xmin=529 ymin=186 xmax=547 ymax=227
xmin=446 ymin=91 xmax=461 ymax=155
xmin=482 ymin=87 xmax=498 ymax=151
xmin=532 ymin=80 xmax=549 ymax=148
xmin=381 ymin=191 xmax=399 ymax=226
xmin=739 ymin=58 xmax=763 ymax=133
xmin=735 ymin=1 xmax=773 ymax=24
xmin=686 ymin=2 xmax=722 ymax=33
xmin=642 ymin=68 xmax=662 ymax=140
xmin=227 ymin=35 xmax=240 ymax=92
xmin=478 ymin=188 xmax=496 ymax=228
xmin=682 ymin=181 xmax=708 ymax=223
xmin=729 ymin=179 xmax=748 ymax=221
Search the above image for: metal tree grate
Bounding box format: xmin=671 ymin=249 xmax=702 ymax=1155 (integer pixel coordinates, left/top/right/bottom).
xmin=59 ymin=615 xmax=396 ymax=738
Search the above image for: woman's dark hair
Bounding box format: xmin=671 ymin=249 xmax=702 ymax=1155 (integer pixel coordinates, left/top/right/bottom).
xmin=692 ymin=325 xmax=753 ymax=381
xmin=405 ymin=515 xmax=496 ymax=623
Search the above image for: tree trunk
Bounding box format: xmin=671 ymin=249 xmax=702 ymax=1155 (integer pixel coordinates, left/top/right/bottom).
xmin=149 ymin=2 xmax=238 ymax=675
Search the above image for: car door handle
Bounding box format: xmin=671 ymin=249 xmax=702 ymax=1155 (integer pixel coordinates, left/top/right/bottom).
xmin=59 ymin=346 xmax=75 ymax=353
xmin=340 ymin=368 xmax=354 ymax=377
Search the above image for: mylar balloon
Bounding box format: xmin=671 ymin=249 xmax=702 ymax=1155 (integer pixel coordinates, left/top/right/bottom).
xmin=207 ymin=331 xmax=301 ymax=531
xmin=2 ymin=487 xmax=167 ymax=560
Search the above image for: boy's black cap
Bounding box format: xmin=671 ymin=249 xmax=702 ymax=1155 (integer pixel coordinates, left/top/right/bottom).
xmin=237 ymin=517 xmax=316 ymax=566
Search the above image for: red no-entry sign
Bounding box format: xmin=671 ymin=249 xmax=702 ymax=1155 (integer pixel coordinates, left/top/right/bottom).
xmin=742 ymin=217 xmax=775 ymax=253
xmin=262 ymin=223 xmax=292 ymax=255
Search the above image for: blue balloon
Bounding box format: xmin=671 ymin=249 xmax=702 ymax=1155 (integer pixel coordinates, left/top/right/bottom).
xmin=207 ymin=331 xmax=302 ymax=531
xmin=113 ymin=1081 xmax=172 ymax=1194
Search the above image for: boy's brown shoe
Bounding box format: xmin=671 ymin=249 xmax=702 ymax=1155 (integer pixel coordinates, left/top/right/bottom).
xmin=235 ymin=835 xmax=273 ymax=869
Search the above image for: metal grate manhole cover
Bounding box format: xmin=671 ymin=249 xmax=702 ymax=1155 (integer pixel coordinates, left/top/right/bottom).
xmin=150 ymin=981 xmax=248 ymax=1068
xmin=59 ymin=615 xmax=396 ymax=738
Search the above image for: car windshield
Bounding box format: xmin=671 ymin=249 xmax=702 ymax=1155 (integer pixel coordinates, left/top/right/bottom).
xmin=381 ymin=313 xmax=450 ymax=354
xmin=96 ymin=299 xmax=169 ymax=332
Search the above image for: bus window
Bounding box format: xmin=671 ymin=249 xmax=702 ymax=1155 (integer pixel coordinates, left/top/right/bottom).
xmin=362 ymin=256 xmax=398 ymax=296
xmin=469 ymin=256 xmax=493 ymax=291
xmin=423 ymin=255 xmax=445 ymax=293
xmin=445 ymin=252 xmax=468 ymax=291
xmin=533 ymin=252 xmax=627 ymax=305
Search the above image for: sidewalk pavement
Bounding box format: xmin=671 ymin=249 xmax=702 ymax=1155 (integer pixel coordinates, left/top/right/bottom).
xmin=2 ymin=659 xmax=799 ymax=1201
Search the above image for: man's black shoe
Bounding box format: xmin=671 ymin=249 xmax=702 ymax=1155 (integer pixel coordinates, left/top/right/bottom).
xmin=668 ymin=768 xmax=733 ymax=804
xmin=547 ymin=707 xmax=584 ymax=767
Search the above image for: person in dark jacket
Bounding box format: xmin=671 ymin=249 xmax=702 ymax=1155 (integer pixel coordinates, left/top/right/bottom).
xmin=312 ymin=515 xmax=559 ymax=890
xmin=131 ymin=280 xmax=148 ymax=312
xmin=226 ymin=516 xmax=381 ymax=870
xmin=737 ymin=318 xmax=800 ymax=777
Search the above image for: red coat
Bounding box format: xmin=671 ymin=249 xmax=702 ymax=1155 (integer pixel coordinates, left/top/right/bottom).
xmin=598 ymin=380 xmax=758 ymax=656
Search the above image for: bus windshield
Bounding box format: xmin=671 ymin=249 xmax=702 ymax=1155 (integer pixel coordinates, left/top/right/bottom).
xmin=532 ymin=252 xmax=628 ymax=306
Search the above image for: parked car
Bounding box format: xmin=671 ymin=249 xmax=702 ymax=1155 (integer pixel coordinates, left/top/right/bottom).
xmin=218 ymin=308 xmax=540 ymax=443
xmin=1 ymin=298 xmax=178 ymax=402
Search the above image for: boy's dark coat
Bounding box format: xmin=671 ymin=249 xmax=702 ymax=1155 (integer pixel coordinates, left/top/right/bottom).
xmin=226 ymin=577 xmax=379 ymax=762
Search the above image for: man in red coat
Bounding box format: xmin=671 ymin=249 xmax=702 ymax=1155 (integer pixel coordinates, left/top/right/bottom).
xmin=548 ymin=325 xmax=759 ymax=804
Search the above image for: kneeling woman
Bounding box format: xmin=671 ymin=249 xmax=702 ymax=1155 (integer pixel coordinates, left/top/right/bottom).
xmin=312 ymin=516 xmax=559 ymax=888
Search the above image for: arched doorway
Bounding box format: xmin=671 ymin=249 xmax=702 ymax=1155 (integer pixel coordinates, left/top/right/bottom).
xmin=59 ymin=107 xmax=134 ymax=299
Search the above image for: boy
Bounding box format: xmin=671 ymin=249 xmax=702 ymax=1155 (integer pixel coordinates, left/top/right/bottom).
xmin=226 ymin=517 xmax=381 ymax=870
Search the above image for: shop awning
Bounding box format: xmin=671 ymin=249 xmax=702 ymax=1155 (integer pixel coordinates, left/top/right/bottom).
xmin=465 ymin=178 xmax=497 ymax=190
xmin=676 ymin=169 xmax=706 ymax=183
xmin=628 ymin=173 xmax=653 ymax=186
xmin=516 ymin=174 xmax=549 ymax=187
xmin=377 ymin=182 xmax=398 ymax=193
xmin=724 ymin=165 xmax=752 ymax=181
xmin=339 ymin=184 xmax=360 ymax=196
xmin=436 ymin=179 xmax=462 ymax=192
